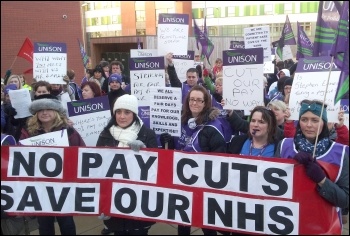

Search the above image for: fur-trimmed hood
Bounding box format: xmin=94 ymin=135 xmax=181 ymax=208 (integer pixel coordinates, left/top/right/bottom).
xmin=204 ymin=107 xmax=220 ymax=122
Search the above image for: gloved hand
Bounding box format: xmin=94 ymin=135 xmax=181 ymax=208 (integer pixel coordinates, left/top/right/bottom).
xmin=98 ymin=213 xmax=111 ymax=220
xmin=127 ymin=140 xmax=146 ymax=152
xmin=203 ymin=69 xmax=209 ymax=77
xmin=293 ymin=151 xmax=313 ymax=165
xmin=305 ymin=161 xmax=326 ymax=183
xmin=7 ymin=106 xmax=17 ymax=117
xmin=160 ymin=133 xmax=174 ymax=149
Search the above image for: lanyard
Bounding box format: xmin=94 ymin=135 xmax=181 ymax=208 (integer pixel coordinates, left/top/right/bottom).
xmin=249 ymin=140 xmax=268 ymax=156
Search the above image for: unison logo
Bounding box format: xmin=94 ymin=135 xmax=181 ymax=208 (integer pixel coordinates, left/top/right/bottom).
xmin=133 ymin=59 xmax=160 ymax=69
xmin=303 ymin=59 xmax=337 ymax=71
xmin=72 ymin=102 xmax=104 ymax=113
xmin=226 ymin=51 xmax=257 ymax=64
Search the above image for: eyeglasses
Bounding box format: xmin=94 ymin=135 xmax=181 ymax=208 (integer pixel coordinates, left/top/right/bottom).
xmin=189 ymin=98 xmax=205 ymax=104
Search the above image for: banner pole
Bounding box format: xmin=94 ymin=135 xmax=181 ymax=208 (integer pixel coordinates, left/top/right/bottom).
xmin=312 ymin=56 xmax=334 ymax=159
xmin=9 ymin=56 xmax=17 ymax=70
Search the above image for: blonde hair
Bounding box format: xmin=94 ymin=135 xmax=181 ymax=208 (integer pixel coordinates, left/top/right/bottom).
xmin=268 ymin=100 xmax=287 ymax=112
xmin=6 ymin=75 xmax=22 ymax=89
xmin=26 ymin=110 xmax=68 ymax=136
xmin=215 ymin=77 xmax=223 ymax=85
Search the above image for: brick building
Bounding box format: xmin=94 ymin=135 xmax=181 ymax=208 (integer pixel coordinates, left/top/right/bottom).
xmin=1 ymin=1 xmax=85 ymax=84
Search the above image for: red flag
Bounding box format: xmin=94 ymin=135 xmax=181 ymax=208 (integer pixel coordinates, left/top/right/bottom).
xmin=17 ymin=37 xmax=34 ymax=63
xmin=23 ymin=68 xmax=33 ymax=74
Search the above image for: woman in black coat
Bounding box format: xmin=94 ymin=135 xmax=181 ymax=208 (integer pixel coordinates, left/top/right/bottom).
xmin=96 ymin=94 xmax=157 ymax=235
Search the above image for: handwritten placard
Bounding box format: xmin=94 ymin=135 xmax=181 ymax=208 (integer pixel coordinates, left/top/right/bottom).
xmin=19 ymin=129 xmax=69 ymax=146
xmin=157 ymin=13 xmax=189 ymax=56
xmin=275 ymin=45 xmax=294 ymax=61
xmin=150 ymin=87 xmax=182 ymax=137
xmin=130 ymin=49 xmax=158 ymax=58
xmin=8 ymin=89 xmax=32 ymax=119
xmin=289 ymin=57 xmax=340 ymax=122
xmin=129 ymin=57 xmax=165 ymax=106
xmin=172 ymin=51 xmax=195 ymax=83
xmin=244 ymin=26 xmax=271 ymax=62
xmin=67 ymin=96 xmax=111 ymax=146
xmin=222 ymin=48 xmax=265 ymax=115
xmin=263 ymin=61 xmax=275 ymax=74
xmin=33 ymin=42 xmax=67 ymax=84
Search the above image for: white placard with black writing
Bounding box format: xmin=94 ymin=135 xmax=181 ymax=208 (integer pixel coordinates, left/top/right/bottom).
xmin=19 ymin=130 xmax=69 ymax=147
xmin=150 ymin=87 xmax=182 ymax=137
xmin=222 ymin=48 xmax=265 ymax=115
xmin=157 ymin=13 xmax=189 ymax=56
xmin=289 ymin=57 xmax=340 ymax=122
xmin=244 ymin=26 xmax=271 ymax=62
xmin=172 ymin=51 xmax=195 ymax=83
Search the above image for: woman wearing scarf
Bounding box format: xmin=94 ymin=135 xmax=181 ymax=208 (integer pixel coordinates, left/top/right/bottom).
xmin=275 ymin=99 xmax=349 ymax=228
xmin=96 ymin=94 xmax=157 ymax=235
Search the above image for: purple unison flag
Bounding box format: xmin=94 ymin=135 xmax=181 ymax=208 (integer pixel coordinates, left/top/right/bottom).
xmin=202 ymin=17 xmax=214 ymax=65
xmin=313 ymin=1 xmax=342 ymax=57
xmin=330 ymin=1 xmax=348 ymax=68
xmin=330 ymin=1 xmax=349 ymax=104
xmin=296 ymin=21 xmax=314 ymax=60
xmin=283 ymin=15 xmax=296 ymax=45
xmin=77 ymin=38 xmax=89 ymax=69
xmin=193 ymin=18 xmax=201 ymax=51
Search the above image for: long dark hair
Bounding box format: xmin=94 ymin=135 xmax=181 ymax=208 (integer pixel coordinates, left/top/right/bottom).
xmin=181 ymin=85 xmax=212 ymax=125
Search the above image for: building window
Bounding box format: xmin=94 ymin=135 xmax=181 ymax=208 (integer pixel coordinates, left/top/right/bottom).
xmin=227 ymin=7 xmax=236 ymax=17
xmin=92 ymin=17 xmax=100 ymax=26
xmin=136 ymin=29 xmax=146 ymax=35
xmin=192 ymin=8 xmax=204 ymax=19
xmin=208 ymin=26 xmax=217 ymax=36
xmin=264 ymin=4 xmax=273 ymax=15
xmin=299 ymin=22 xmax=312 ymax=36
xmin=206 ymin=8 xmax=214 ymax=18
xmin=112 ymin=15 xmax=118 ymax=24
xmin=285 ymin=3 xmax=293 ymax=14
xmin=135 ymin=1 xmax=145 ymax=11
xmin=136 ymin=10 xmax=145 ymax=22
xmin=111 ymin=1 xmax=120 ymax=8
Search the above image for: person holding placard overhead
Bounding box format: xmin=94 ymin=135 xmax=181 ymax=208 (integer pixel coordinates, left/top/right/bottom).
xmin=159 ymin=85 xmax=226 ymax=235
xmin=166 ymin=52 xmax=203 ymax=103
xmin=275 ymin=99 xmax=349 ymax=228
xmin=19 ymin=94 xmax=85 ymax=235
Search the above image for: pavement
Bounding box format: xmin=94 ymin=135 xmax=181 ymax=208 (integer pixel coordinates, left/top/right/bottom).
xmin=29 ymin=213 xmax=349 ymax=235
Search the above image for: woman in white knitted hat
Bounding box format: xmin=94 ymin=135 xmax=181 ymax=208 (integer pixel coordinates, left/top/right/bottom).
xmin=19 ymin=93 xmax=85 ymax=235
xmin=96 ymin=94 xmax=157 ymax=235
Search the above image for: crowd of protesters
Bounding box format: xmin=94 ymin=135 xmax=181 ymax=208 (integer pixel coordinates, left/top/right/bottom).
xmin=1 ymin=54 xmax=348 ymax=235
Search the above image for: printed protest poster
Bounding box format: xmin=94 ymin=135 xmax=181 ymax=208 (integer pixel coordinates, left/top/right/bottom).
xmin=149 ymin=87 xmax=182 ymax=137
xmin=129 ymin=57 xmax=165 ymax=106
xmin=244 ymin=26 xmax=271 ymax=62
xmin=19 ymin=129 xmax=69 ymax=146
xmin=289 ymin=57 xmax=341 ymax=122
xmin=33 ymin=42 xmax=67 ymax=84
xmin=67 ymin=96 xmax=111 ymax=146
xmin=157 ymin=13 xmax=189 ymax=56
xmin=222 ymin=48 xmax=265 ymax=115
xmin=130 ymin=49 xmax=158 ymax=58
xmin=172 ymin=51 xmax=195 ymax=83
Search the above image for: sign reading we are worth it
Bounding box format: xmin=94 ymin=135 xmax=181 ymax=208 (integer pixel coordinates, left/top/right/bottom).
xmin=1 ymin=146 xmax=341 ymax=235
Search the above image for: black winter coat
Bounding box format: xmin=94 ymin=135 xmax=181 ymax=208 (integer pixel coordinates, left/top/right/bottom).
xmin=96 ymin=124 xmax=157 ymax=232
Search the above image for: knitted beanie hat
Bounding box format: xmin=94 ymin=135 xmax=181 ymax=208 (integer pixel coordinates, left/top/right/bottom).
xmin=113 ymin=94 xmax=138 ymax=115
xmin=108 ymin=73 xmax=122 ymax=84
xmin=29 ymin=94 xmax=65 ymax=115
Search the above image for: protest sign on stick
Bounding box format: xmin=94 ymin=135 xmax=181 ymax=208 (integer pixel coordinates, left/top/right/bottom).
xmin=67 ymin=96 xmax=111 ymax=146
xmin=157 ymin=13 xmax=189 ymax=56
xmin=33 ymin=42 xmax=67 ymax=84
xmin=289 ymin=57 xmax=341 ymax=122
xmin=172 ymin=51 xmax=195 ymax=83
xmin=129 ymin=57 xmax=165 ymax=106
xmin=222 ymin=48 xmax=265 ymax=115
xmin=244 ymin=26 xmax=271 ymax=62
xmin=150 ymin=87 xmax=182 ymax=137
